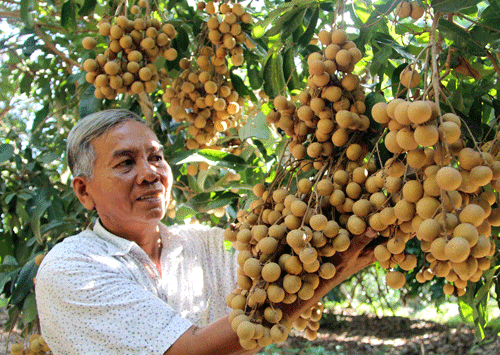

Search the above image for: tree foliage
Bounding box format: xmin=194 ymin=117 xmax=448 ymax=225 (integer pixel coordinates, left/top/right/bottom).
xmin=1 ymin=0 xmax=500 ymax=342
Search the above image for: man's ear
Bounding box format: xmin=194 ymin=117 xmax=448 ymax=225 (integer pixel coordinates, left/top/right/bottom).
xmin=72 ymin=176 xmax=96 ymax=210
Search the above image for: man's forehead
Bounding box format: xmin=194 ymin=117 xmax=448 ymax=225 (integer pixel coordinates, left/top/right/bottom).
xmin=93 ymin=121 xmax=161 ymax=156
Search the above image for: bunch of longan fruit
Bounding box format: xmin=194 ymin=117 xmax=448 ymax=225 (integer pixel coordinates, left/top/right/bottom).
xmin=222 ymin=28 xmax=385 ymax=350
xmin=81 ymin=1 xmax=177 ymax=100
xmin=202 ymin=0 xmax=254 ymax=66
xmin=396 ymin=1 xmax=425 ymax=20
xmin=10 ymin=333 xmax=51 ymax=355
xmin=371 ymin=93 xmax=498 ymax=294
xmin=224 ymin=21 xmax=499 ymax=347
xmin=266 ymin=28 xmax=367 ymax=172
xmin=161 ymin=1 xmax=253 ymax=151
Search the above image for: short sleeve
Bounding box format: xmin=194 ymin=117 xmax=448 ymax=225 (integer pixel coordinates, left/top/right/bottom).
xmin=35 ymin=246 xmax=192 ymax=355
xmin=163 ymin=225 xmax=238 ymax=325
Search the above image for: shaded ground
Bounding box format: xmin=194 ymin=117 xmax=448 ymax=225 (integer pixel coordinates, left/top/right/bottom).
xmin=2 ymin=307 xmax=500 ymax=354
xmin=262 ymin=309 xmax=500 ymax=355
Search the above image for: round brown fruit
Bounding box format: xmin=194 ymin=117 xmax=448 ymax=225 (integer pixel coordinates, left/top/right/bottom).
xmin=82 ymin=37 xmax=97 ymax=50
xmin=386 ymin=270 xmax=406 ymax=289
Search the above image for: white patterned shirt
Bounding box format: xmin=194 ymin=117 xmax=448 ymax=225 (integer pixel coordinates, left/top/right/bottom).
xmin=35 ymin=220 xmax=238 ymax=355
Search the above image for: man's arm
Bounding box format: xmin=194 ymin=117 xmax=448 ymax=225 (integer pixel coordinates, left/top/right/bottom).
xmin=165 ymin=316 xmax=260 ymax=355
xmin=164 ymin=228 xmax=377 ymax=354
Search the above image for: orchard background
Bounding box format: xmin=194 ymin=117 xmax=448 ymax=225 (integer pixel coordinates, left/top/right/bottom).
xmin=1 ymin=0 xmax=500 ymax=353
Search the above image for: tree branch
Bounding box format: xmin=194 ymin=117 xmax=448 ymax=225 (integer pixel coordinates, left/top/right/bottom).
xmin=487 ymin=51 xmax=500 ymax=79
xmin=33 ymin=25 xmax=81 ymax=74
xmin=0 ymin=10 xmax=20 ymax=18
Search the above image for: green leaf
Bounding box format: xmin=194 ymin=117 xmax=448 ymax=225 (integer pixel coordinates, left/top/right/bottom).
xmin=170 ymin=149 xmax=247 ymax=170
xmin=459 ymin=296 xmax=475 ymax=323
xmin=297 ymin=5 xmax=319 ymax=47
xmin=370 ymin=46 xmax=392 ymax=76
xmin=22 ymin=35 xmax=38 ymax=57
xmin=0 ymin=273 xmax=13 ymax=294
xmin=450 ymin=80 xmax=466 ymax=112
xmin=39 ymin=151 xmax=60 ymax=164
xmin=0 ymin=144 xmax=15 ymax=164
xmin=229 ymin=71 xmax=257 ymax=101
xmin=167 ymin=0 xmax=181 ymax=11
xmin=20 ymin=0 xmax=34 ymax=28
xmin=431 ymin=0 xmax=482 ymax=13
xmin=31 ymin=193 xmax=51 ymax=245
xmin=481 ymin=5 xmax=500 ymax=30
xmin=438 ymin=19 xmax=486 ymax=57
xmin=32 ymin=104 xmax=50 ymax=134
xmin=2 ymin=256 xmax=18 ymax=267
xmin=79 ymin=85 xmax=102 ymax=118
xmin=392 ymin=64 xmax=407 ymax=98
xmin=9 ymin=259 xmax=37 ymax=307
xmin=239 ymin=112 xmax=271 ymax=140
xmin=174 ymin=206 xmax=196 ymax=221
xmin=248 ymin=63 xmax=263 ymax=90
xmin=78 ymin=0 xmax=96 ymax=16
xmin=262 ymin=55 xmax=277 ymax=98
xmin=280 ymin=7 xmax=306 ymax=41
xmin=283 ymin=47 xmax=301 ymax=92
xmin=266 ymin=7 xmax=304 ymax=37
xmin=61 ymin=0 xmax=77 ymax=30
xmin=173 ymin=26 xmax=189 ymax=55
xmin=186 ymin=191 xmax=240 ymax=211
xmin=20 ymin=74 xmax=33 ymax=94
xmin=263 ymin=50 xmax=287 ymax=99
xmin=252 ymin=6 xmax=289 ymax=38
xmin=467 ymin=97 xmax=483 ymax=140
xmin=21 ymin=292 xmax=38 ymax=324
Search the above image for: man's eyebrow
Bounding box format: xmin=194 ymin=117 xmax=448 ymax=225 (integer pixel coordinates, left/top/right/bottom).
xmin=112 ymin=145 xmax=164 ymax=158
xmin=112 ymin=149 xmax=137 ymax=158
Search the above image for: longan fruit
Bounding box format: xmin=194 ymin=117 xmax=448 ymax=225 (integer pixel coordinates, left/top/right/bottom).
xmin=386 ymin=270 xmax=406 ymax=289
xmin=204 ymin=80 xmax=218 ymax=94
xmin=410 ymin=3 xmax=425 ymax=20
xmin=400 ymin=67 xmax=421 ymax=88
xmin=414 ymin=124 xmax=439 ymax=147
xmin=459 ymin=204 xmax=485 ymax=227
xmin=319 ymin=262 xmax=336 ymax=279
xmin=109 ymin=24 xmax=124 ymax=40
xmin=309 ymin=214 xmax=328 ymax=231
xmin=335 ymin=49 xmax=352 ymax=68
xmin=82 ymin=36 xmax=97 ymax=50
xmin=261 ymin=262 xmax=281 ymax=282
xmin=98 ymin=22 xmax=112 ymax=36
xmin=331 ymin=29 xmax=348 ymax=45
xmin=35 ymin=254 xmax=45 ymax=266
xmin=407 ymin=100 xmax=432 ymax=124
xmin=371 ymin=102 xmax=390 ymax=124
xmin=436 ymin=166 xmax=462 ymax=191
xmin=438 ymin=121 xmax=461 ymax=144
xmin=341 ymin=73 xmax=359 ymax=91
xmin=267 ymin=285 xmax=285 ymax=303
xmin=396 ymin=1 xmax=411 ymax=18
xmin=128 ymin=50 xmax=143 ymax=63
xmin=83 ymin=58 xmax=98 ymax=72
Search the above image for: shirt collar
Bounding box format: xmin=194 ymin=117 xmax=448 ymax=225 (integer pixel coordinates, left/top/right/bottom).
xmin=93 ymin=219 xmax=136 ymax=257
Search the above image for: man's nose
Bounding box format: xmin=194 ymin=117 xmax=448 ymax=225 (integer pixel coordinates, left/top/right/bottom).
xmin=136 ymin=160 xmax=159 ymax=184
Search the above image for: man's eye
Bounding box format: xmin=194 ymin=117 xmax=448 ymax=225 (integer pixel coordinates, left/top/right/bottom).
xmin=151 ymin=155 xmax=164 ymax=162
xmin=119 ymin=159 xmax=134 ymax=166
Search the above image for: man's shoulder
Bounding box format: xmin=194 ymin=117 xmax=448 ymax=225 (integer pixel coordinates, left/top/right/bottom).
xmin=39 ymin=230 xmax=110 ymax=266
xmin=167 ymin=223 xmax=224 ymax=239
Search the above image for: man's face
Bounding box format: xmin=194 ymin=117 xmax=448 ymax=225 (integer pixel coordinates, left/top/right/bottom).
xmin=80 ymin=120 xmax=172 ymax=235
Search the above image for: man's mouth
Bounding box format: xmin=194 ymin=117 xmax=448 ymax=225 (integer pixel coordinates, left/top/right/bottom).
xmin=137 ymin=192 xmax=163 ymax=201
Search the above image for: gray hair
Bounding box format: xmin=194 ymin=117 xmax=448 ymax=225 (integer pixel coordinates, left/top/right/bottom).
xmin=67 ymin=109 xmax=147 ymax=178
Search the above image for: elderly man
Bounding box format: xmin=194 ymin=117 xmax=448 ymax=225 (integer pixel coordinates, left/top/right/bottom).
xmin=35 ymin=109 xmax=376 ymax=354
